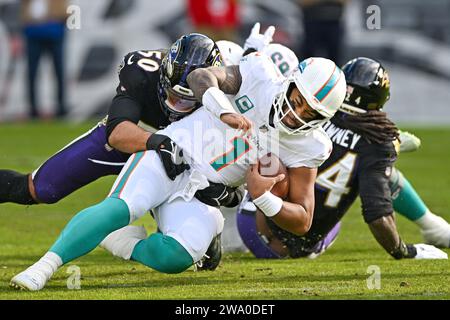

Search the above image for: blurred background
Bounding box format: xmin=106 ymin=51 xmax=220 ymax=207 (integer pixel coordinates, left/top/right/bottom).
xmin=0 ymin=0 xmax=449 ymax=125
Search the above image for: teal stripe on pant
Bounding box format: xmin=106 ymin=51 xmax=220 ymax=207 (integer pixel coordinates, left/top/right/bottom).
xmin=50 ymin=197 xmax=130 ymax=264
xmin=131 ymin=233 xmax=193 ymax=274
xmin=110 ymin=151 xmax=145 ymax=198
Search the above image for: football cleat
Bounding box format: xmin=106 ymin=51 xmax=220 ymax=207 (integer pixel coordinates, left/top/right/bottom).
xmin=100 ymin=225 xmax=147 ymax=260
xmin=421 ymin=215 xmax=450 ymax=248
xmin=10 ymin=253 xmax=60 ymax=291
xmin=195 ymin=234 xmax=222 ymax=271
xmin=10 ymin=270 xmax=48 ymax=291
xmin=399 ymin=131 xmax=421 ymax=153
xmin=307 ymin=222 xmax=341 ymax=259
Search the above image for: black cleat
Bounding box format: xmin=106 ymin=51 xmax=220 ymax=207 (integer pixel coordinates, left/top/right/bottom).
xmin=195 ymin=234 xmax=222 ymax=271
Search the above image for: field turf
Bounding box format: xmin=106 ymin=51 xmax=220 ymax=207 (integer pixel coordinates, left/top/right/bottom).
xmin=0 ymin=121 xmax=449 ymax=300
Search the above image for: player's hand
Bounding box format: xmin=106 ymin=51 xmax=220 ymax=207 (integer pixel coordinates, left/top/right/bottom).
xmin=220 ymin=113 xmax=253 ymax=132
xmin=146 ymin=133 xmax=190 ymax=181
xmin=413 ymin=244 xmax=448 ymax=259
xmin=195 ymin=183 xmax=244 ymax=208
xmin=243 ymin=22 xmax=276 ymax=52
xmin=246 ymin=162 xmax=285 ymax=199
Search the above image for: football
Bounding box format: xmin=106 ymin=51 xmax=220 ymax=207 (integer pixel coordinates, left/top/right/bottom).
xmin=259 ymin=153 xmax=289 ymax=199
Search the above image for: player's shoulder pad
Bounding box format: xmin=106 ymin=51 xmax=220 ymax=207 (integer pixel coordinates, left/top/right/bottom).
xmin=117 ymin=50 xmax=160 ymax=95
xmin=285 ymin=127 xmax=333 ymax=169
xmin=239 ymin=51 xmax=284 ymax=83
xmin=309 ymin=127 xmax=334 ymax=167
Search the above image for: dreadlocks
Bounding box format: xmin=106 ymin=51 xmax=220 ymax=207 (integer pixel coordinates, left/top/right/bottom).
xmin=333 ymin=110 xmax=400 ymax=145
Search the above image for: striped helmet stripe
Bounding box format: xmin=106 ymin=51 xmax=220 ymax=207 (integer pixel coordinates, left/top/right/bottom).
xmin=314 ymin=65 xmax=342 ymax=102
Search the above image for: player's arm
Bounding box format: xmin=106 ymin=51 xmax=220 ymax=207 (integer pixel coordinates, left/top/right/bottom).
xmin=246 ymin=163 xmax=317 ymax=236
xmin=357 ymin=146 xmax=414 ymax=258
xmin=106 ymin=94 xmax=150 ymax=154
xmin=187 ymin=65 xmax=242 ymax=98
xmin=105 ymin=52 xmax=154 ymax=154
xmin=186 ymin=66 xmax=252 ymax=131
xmin=359 ymin=147 xmax=446 ymax=259
xmin=106 ymin=52 xmax=189 ymax=180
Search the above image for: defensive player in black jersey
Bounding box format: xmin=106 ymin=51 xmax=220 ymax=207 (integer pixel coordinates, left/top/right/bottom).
xmin=0 ymin=33 xmax=241 ymax=207
xmin=237 ymin=57 xmax=448 ymax=260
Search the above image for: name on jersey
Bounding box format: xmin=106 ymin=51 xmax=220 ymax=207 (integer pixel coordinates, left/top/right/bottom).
xmin=322 ymin=121 xmax=361 ymax=150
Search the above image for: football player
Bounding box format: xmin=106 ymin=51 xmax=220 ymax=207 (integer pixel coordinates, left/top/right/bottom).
xmin=216 ymin=41 xmax=449 ymax=258
xmin=10 ymin=52 xmax=347 ymax=291
xmin=236 ymin=57 xmax=449 ymax=260
xmin=0 ymin=33 xmax=229 ymax=206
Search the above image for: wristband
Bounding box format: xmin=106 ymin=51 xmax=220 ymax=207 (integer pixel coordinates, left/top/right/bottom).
xmin=253 ymin=191 xmax=283 ymax=217
xmin=202 ymin=87 xmax=237 ymax=119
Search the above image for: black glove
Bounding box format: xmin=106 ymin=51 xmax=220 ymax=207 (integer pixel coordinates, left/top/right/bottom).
xmin=146 ymin=134 xmax=190 ymax=181
xmin=195 ymin=182 xmax=243 ymax=208
xmin=389 ymin=239 xmax=417 ymax=259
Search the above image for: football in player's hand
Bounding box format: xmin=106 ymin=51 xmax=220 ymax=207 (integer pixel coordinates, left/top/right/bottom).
xmin=259 ymin=153 xmax=289 ymax=199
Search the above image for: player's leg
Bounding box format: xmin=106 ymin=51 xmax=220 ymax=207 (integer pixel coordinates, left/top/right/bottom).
xmin=10 ymin=151 xmax=178 ymax=290
xmin=32 ymin=123 xmax=129 ymax=204
xmin=133 ymin=198 xmax=224 ymax=273
xmin=390 ymin=167 xmax=450 ymax=247
xmin=236 ymin=195 xmax=342 ymax=259
xmin=0 ymin=170 xmax=36 ymax=204
xmin=0 ymin=122 xmax=128 ymax=205
xmin=102 ymin=197 xmax=224 ymax=274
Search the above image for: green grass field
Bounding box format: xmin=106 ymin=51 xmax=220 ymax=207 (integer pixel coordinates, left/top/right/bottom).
xmin=0 ymin=121 xmax=449 ymax=300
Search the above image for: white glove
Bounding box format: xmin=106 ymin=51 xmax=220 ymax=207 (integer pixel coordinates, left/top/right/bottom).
xmin=413 ymin=243 xmax=448 ymax=259
xmin=243 ymin=22 xmax=275 ymax=52
xmin=399 ymin=131 xmax=421 ymax=153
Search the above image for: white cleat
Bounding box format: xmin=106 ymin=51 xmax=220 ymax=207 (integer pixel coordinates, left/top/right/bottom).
xmin=10 ymin=252 xmax=61 ymax=291
xmin=10 ymin=269 xmax=48 ymax=291
xmin=399 ymin=131 xmax=421 ymax=153
xmin=421 ymin=215 xmax=450 ymax=248
xmin=100 ymin=225 xmax=147 ymax=260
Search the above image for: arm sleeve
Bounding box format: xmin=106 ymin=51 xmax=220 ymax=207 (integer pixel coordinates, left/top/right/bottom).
xmin=358 ymin=143 xmax=397 ymax=224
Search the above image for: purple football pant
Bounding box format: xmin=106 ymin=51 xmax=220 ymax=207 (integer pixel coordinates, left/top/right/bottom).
xmin=31 ymin=122 xmax=130 ymax=203
xmin=237 ymin=203 xmax=341 ymax=259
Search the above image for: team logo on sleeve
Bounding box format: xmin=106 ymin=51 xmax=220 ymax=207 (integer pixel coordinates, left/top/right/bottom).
xmin=235 ymin=95 xmax=254 ymax=114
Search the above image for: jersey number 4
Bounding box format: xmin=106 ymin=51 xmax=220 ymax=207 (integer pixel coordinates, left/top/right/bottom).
xmin=315 ymin=152 xmax=357 ymax=207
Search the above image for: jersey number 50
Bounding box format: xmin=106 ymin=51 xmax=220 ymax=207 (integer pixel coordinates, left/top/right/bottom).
xmin=137 ymin=51 xmax=162 ymax=72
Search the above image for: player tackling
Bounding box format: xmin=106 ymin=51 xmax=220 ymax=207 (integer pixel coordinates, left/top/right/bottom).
xmin=10 ymin=49 xmax=346 ymax=290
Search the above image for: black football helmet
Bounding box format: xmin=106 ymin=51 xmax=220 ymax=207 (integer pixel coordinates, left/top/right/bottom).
xmin=340 ymin=57 xmax=390 ymax=115
xmin=158 ymin=33 xmax=223 ymax=122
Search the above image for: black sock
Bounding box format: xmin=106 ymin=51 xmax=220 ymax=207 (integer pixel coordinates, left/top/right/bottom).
xmin=0 ymin=170 xmax=37 ymax=205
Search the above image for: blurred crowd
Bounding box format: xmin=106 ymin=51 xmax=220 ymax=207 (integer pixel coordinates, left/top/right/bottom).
xmin=0 ymin=0 xmax=449 ymax=122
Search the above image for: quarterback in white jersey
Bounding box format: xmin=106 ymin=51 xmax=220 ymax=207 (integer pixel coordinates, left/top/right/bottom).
xmin=10 ymin=47 xmax=345 ymax=292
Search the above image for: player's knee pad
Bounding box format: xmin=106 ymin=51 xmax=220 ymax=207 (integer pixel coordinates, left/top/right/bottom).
xmin=0 ymin=170 xmax=36 ymax=205
xmin=133 ymin=233 xmax=193 ymax=274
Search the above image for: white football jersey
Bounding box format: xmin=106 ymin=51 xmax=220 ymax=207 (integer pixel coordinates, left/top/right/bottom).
xmin=159 ymin=53 xmax=332 ymax=187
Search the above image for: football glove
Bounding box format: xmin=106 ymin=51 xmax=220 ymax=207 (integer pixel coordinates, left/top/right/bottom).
xmin=413 ymin=244 xmax=448 ymax=259
xmin=146 ymin=133 xmax=190 ymax=181
xmin=243 ymin=22 xmax=275 ymax=52
xmin=398 ymin=130 xmax=421 ymax=153
xmin=195 ymin=182 xmax=243 ymax=208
